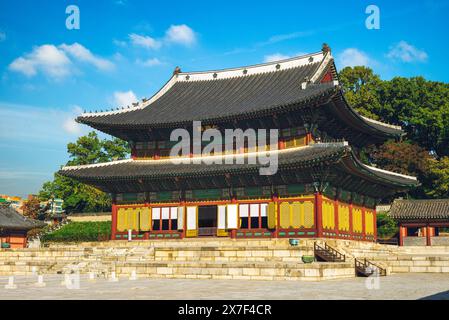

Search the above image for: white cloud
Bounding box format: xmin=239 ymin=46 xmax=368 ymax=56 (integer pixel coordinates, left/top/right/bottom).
xmin=137 ymin=57 xmax=164 ymax=67
xmin=62 ymin=105 xmax=84 ymax=135
xmin=0 ymin=31 xmax=5 ymax=42
xmin=0 ymin=102 xmax=86 ymax=143
xmin=113 ymin=90 xmax=138 ymax=107
xmin=59 ymin=43 xmax=114 ymax=71
xmin=165 ymin=24 xmax=196 ymax=46
xmin=263 ymin=53 xmax=291 ymax=63
xmin=9 ymin=44 xmax=72 ymax=79
xmin=113 ymin=39 xmax=127 ymax=47
xmin=338 ymin=48 xmax=371 ymax=68
xmin=9 ymin=43 xmax=114 ymax=79
xmin=129 ymin=33 xmax=162 ymax=50
xmin=263 ymin=52 xmax=307 ymax=63
xmin=387 ymin=41 xmax=428 ymax=63
xmin=261 ymin=31 xmax=313 ymax=46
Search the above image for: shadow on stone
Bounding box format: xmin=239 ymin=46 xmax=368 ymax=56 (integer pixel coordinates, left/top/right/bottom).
xmin=419 ymin=290 xmax=449 ymax=300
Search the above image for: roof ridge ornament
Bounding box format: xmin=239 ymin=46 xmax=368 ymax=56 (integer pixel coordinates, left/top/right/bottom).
xmin=322 ymin=43 xmax=331 ymax=54
xmin=173 ymin=66 xmax=182 ymax=75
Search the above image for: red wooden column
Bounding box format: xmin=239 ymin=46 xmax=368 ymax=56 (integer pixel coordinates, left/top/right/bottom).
xmin=180 ymin=200 xmax=186 ymax=239
xmin=143 ymin=201 xmax=150 ymax=240
xmin=315 ymin=192 xmax=323 ymax=238
xmin=349 ymin=201 xmax=354 ymax=240
xmin=230 ymin=197 xmax=238 ymax=239
xmin=399 ymin=224 xmax=407 ymax=246
xmin=272 ymin=194 xmax=279 ymax=238
xmin=373 ymin=208 xmax=378 ymax=242
xmin=426 ymin=224 xmax=432 ymax=246
xmin=111 ymin=196 xmax=118 ymax=240
xmin=361 ymin=205 xmax=366 ymax=241
xmin=334 ymin=198 xmax=340 ymax=238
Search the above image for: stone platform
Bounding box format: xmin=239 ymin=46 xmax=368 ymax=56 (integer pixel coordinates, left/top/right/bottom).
xmin=0 ymin=239 xmax=354 ymax=281
xmin=1 ymin=238 xmax=449 ymax=281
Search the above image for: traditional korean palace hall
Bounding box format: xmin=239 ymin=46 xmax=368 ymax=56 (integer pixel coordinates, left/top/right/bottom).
xmin=390 ymin=199 xmax=449 ymax=246
xmin=60 ymin=44 xmax=418 ymax=242
xmin=0 ymin=203 xmax=45 ymax=248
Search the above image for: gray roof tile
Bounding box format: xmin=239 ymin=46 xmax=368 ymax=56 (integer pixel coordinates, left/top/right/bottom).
xmin=0 ymin=204 xmax=46 ymax=231
xmin=389 ymin=199 xmax=449 ymax=220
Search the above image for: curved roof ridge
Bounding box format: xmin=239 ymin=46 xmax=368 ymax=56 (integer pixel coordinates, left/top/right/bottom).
xmin=61 ymin=159 xmax=133 ymax=171
xmin=361 ymin=116 xmax=403 ymax=131
xmin=79 ymin=75 xmax=178 ymax=118
xmin=176 ymin=51 xmax=325 ymax=81
xmin=79 ymin=51 xmax=329 ymax=119
xmin=360 ymin=162 xmax=418 ymax=181
xmin=61 ymin=142 xmax=349 ymax=171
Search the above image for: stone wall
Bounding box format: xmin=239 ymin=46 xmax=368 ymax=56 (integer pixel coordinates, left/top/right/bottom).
xmin=403 ymin=237 xmax=427 ymax=246
xmin=430 ymin=237 xmax=449 ymax=246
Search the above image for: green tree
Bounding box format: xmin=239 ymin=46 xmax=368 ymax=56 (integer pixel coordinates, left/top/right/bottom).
xmin=339 ymin=66 xmax=383 ymax=119
xmin=340 ymin=67 xmax=449 ymax=157
xmin=425 ymin=157 xmax=449 ymax=198
xmin=340 ymin=66 xmax=449 ymax=200
xmin=39 ymin=132 xmax=130 ymax=213
xmin=66 ymin=131 xmax=129 ymax=166
xmin=378 ymin=77 xmax=449 ymax=157
xmin=376 ymin=212 xmax=398 ymax=239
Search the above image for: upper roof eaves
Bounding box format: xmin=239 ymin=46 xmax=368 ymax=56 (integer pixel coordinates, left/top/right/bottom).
xmin=78 ymin=51 xmax=327 ymax=119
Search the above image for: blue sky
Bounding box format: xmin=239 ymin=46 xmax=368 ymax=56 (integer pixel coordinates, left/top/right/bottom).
xmin=0 ymin=0 xmax=448 ymax=197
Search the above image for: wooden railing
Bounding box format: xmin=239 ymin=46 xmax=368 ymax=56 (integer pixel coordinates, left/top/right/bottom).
xmin=314 ymin=242 xmax=346 ymax=262
xmin=355 ymin=258 xmax=387 ymax=277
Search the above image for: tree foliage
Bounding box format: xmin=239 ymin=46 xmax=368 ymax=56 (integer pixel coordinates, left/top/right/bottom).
xmin=21 ymin=198 xmax=42 ymax=220
xmin=425 ymin=157 xmax=449 ymax=198
xmin=340 ymin=67 xmax=449 ymax=157
xmin=39 ymin=132 xmax=130 ymax=213
xmin=340 ymin=66 xmax=449 ymax=200
xmin=376 ymin=212 xmax=398 ymax=239
xmin=41 ymin=221 xmax=111 ymax=243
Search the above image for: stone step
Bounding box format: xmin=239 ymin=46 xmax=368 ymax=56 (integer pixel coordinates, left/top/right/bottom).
xmin=104 ymin=261 xmax=355 ymax=281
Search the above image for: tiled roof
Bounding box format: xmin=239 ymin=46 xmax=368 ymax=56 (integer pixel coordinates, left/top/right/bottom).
xmin=75 ymin=50 xmax=403 ymax=142
xmin=59 ymin=142 xmax=417 ymax=187
xmin=78 ymin=65 xmax=333 ymax=127
xmin=0 ymin=204 xmax=46 ymax=231
xmin=60 ymin=143 xmax=348 ymax=180
xmin=389 ymin=199 xmax=449 ymax=220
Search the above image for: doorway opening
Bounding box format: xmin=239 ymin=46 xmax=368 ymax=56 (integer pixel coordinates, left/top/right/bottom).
xmin=198 ymin=206 xmax=218 ymax=236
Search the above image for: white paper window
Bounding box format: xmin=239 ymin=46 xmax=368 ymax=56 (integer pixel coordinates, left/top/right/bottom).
xmin=227 ymin=204 xmax=238 ymax=229
xmin=186 ymin=207 xmax=197 ymax=230
xmin=177 ymin=207 xmax=184 ymax=230
xmin=152 ymin=207 xmax=161 ymax=220
xmin=261 ymin=204 xmax=268 ymax=217
xmin=239 ymin=204 xmax=249 ymax=217
xmin=250 ymin=204 xmax=259 ymax=217
xmin=170 ymin=207 xmax=178 ymax=219
xmin=162 ymin=207 xmax=170 ymax=220
xmin=218 ymin=206 xmax=227 ymax=229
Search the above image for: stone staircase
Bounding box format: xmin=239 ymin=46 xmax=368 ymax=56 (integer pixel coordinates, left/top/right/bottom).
xmin=327 ymin=240 xmax=449 ymax=274
xmin=0 ymin=239 xmax=355 ymax=281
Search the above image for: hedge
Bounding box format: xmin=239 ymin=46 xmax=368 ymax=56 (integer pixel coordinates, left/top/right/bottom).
xmin=41 ymin=221 xmax=111 ymax=243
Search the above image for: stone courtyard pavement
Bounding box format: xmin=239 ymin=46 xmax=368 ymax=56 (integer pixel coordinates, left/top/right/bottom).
xmin=0 ymin=273 xmax=448 ymax=300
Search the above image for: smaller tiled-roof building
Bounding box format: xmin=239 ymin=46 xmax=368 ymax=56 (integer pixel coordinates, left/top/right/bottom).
xmin=389 ymin=199 xmax=449 ymax=246
xmin=0 ymin=203 xmax=46 ymax=248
